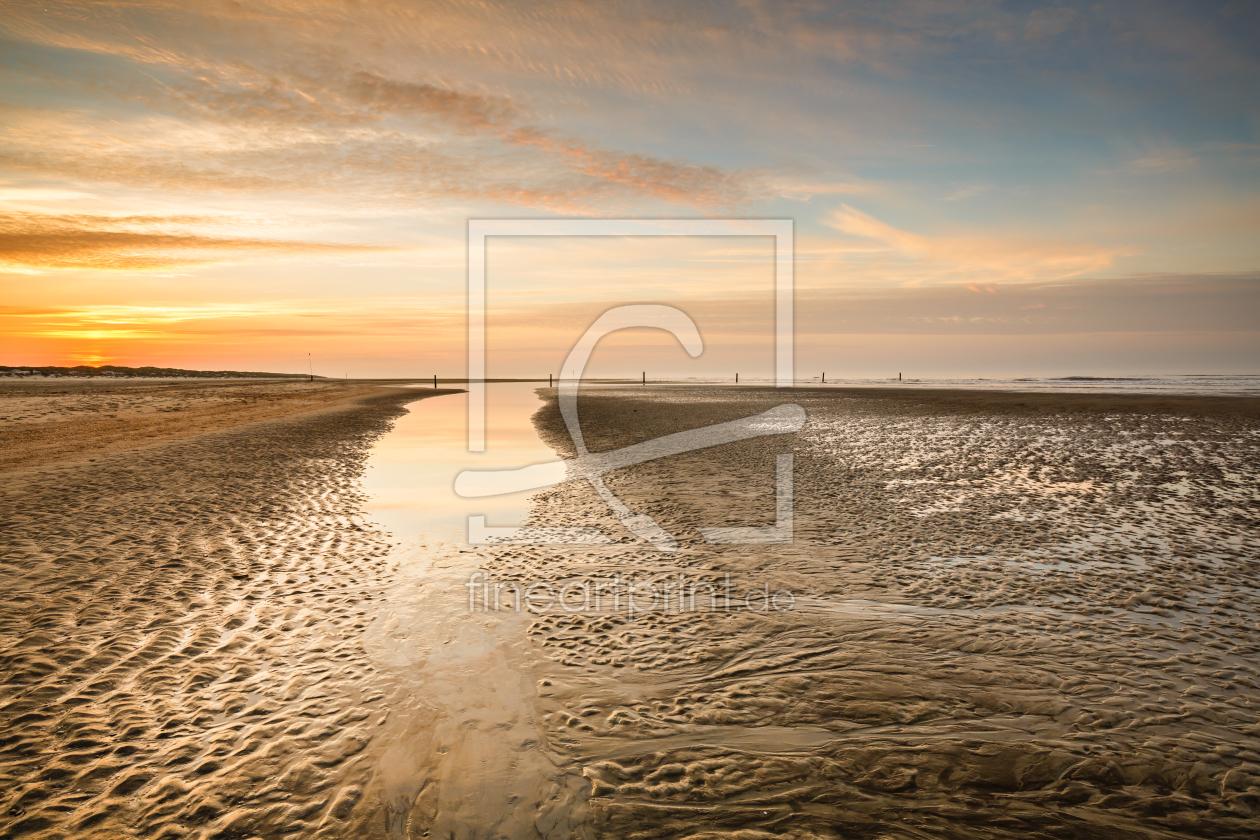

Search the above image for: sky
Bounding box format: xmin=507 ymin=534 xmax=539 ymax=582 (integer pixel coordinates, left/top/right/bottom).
xmin=1 ymin=0 xmax=1258 ymax=379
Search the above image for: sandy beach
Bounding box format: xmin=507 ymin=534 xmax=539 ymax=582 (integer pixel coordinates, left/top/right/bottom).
xmin=507 ymin=386 xmax=1260 ymax=839
xmin=2 ymin=382 xmax=1259 ymax=839
xmin=9 ymin=1 xmax=1257 ymax=837
xmin=0 ymin=380 xmax=456 ymax=839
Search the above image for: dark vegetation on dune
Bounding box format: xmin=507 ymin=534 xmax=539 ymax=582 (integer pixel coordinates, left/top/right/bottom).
xmin=1 ymin=364 xmax=318 ymax=379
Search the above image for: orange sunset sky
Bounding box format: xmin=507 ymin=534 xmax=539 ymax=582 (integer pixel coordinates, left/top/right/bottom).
xmin=1 ymin=1 xmax=1258 ymax=378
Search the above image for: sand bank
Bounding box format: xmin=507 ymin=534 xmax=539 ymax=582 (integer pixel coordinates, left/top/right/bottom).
xmin=0 ymin=383 xmax=457 ymax=839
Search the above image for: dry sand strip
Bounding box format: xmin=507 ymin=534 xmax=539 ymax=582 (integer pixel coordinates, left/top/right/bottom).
xmin=451 ymin=385 xmax=1260 ymax=840
xmin=0 ymin=379 xmax=436 ymax=474
xmin=0 ymin=382 xmax=459 ymax=840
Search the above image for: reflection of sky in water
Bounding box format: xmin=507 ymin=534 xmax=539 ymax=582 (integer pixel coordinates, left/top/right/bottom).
xmin=363 ymin=382 xmax=563 ymax=543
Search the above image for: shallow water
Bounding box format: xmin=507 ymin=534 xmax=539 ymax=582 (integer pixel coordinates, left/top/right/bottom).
xmin=353 ymin=383 xmax=1260 ymax=839
xmin=362 ymin=382 xmax=563 ymax=543
xmin=360 ymin=384 xmax=589 ymax=838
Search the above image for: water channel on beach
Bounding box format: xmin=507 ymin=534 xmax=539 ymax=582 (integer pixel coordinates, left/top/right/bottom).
xmin=359 ymin=383 xmax=590 ymax=839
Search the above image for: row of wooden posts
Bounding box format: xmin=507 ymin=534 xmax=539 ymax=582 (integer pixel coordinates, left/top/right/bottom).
xmin=431 ymin=372 xmax=905 ymax=387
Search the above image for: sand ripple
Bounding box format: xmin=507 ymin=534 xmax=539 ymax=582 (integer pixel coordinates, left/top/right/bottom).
xmin=0 ymin=392 xmax=419 ymax=839
xmin=488 ymin=386 xmax=1260 ymax=839
xmin=4 ymin=384 xmax=1257 ymax=839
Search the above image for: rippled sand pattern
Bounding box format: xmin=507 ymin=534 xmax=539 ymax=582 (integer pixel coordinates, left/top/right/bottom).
xmin=3 ymin=384 xmax=1258 ymax=839
xmin=0 ymin=392 xmax=426 ymax=840
xmin=496 ymin=387 xmax=1260 ymax=839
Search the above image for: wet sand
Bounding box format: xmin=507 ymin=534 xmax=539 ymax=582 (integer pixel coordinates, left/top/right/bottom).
xmin=0 ymin=381 xmax=457 ymax=839
xmin=2 ymin=383 xmax=1258 ymax=839
xmin=474 ymin=386 xmax=1260 ymax=839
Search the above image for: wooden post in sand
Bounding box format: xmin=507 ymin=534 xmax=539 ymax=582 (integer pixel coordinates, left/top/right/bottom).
xmin=899 ymin=372 xmax=902 ymax=381
xmin=642 ymin=371 xmax=646 ymax=385
xmin=434 ymin=374 xmax=437 ymax=388
xmin=549 ymin=374 xmax=553 ymax=386
xmin=736 ymin=373 xmax=739 ymax=383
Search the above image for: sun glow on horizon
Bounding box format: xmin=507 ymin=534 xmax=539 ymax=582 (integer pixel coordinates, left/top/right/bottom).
xmin=0 ymin=1 xmax=1256 ymax=375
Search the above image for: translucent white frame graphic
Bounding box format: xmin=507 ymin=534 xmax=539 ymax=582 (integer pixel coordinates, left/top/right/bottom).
xmin=466 ymin=219 xmax=794 ymax=451
xmin=464 ymin=219 xmax=795 ymax=548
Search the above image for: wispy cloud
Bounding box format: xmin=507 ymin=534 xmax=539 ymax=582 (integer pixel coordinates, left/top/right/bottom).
xmin=1127 ymin=146 xmax=1199 ymax=173
xmin=0 ymin=296 xmax=462 ymax=336
xmin=0 ymin=84 xmax=750 ymax=213
xmin=823 ymin=204 xmax=1122 ymax=284
xmin=1 ymin=1 xmax=1256 ymax=374
xmin=0 ymin=213 xmax=393 ymax=270
xmin=944 ymin=184 xmax=989 ymax=201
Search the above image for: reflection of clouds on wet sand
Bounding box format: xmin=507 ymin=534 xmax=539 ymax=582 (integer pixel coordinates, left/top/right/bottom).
xmin=360 ymin=383 xmax=588 ymax=837
xmin=362 ymin=383 xmax=561 ymax=544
